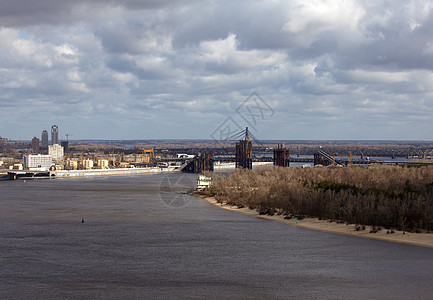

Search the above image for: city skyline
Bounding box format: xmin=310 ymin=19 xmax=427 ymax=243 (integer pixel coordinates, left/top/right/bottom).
xmin=1 ymin=1 xmax=433 ymax=141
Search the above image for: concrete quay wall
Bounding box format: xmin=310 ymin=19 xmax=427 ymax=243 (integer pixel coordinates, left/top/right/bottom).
xmin=52 ymin=167 xmax=178 ymax=177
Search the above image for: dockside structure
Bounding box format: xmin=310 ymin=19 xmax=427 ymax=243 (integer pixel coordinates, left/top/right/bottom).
xmin=273 ymin=144 xmax=290 ymax=167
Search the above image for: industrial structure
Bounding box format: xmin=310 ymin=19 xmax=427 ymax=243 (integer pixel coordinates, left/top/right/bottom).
xmin=332 ymin=153 xmax=356 ymax=166
xmin=314 ymin=149 xmax=334 ymax=166
xmin=273 ymin=143 xmax=289 ymax=167
xmin=182 ymin=152 xmax=214 ymax=173
xmin=314 ymin=149 xmax=348 ymax=166
xmin=62 ymin=133 xmax=71 ymax=152
xmin=61 ymin=141 xmax=69 ymax=152
xmin=141 ymin=149 xmax=155 ymax=164
xmin=235 ymin=128 xmax=253 ymax=169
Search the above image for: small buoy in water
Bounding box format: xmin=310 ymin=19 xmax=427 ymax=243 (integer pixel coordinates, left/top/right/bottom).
xmin=82 ymin=218 xmax=84 ymax=223
xmin=23 ymin=180 xmax=26 ymax=183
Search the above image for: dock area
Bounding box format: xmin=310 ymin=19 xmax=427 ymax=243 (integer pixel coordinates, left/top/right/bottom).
xmin=52 ymin=166 xmax=179 ymax=178
xmin=6 ymin=170 xmax=52 ymax=180
xmin=3 ymin=166 xmax=180 ymax=180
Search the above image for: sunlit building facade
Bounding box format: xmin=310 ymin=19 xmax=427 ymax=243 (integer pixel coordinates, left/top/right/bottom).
xmin=97 ymin=159 xmax=109 ymax=169
xmin=48 ymin=144 xmax=64 ymax=164
xmin=24 ymin=154 xmax=53 ymax=170
xmin=83 ymin=159 xmax=94 ymax=170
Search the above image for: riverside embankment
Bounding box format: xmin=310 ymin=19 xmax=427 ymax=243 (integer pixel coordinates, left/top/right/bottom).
xmin=52 ymin=166 xmax=179 ymax=178
xmin=199 ymin=195 xmax=433 ymax=248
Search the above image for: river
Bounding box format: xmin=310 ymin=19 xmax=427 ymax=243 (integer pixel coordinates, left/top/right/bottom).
xmin=1 ymin=173 xmax=433 ymax=299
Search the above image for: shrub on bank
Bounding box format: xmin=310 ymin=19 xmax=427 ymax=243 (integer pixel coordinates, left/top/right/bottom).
xmin=205 ymin=165 xmax=433 ymax=233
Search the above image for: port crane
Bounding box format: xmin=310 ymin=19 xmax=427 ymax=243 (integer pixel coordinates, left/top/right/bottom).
xmin=332 ymin=153 xmax=356 ymax=166
xmin=141 ymin=149 xmax=155 ymax=164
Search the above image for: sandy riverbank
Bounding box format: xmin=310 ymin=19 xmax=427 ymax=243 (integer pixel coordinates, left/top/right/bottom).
xmin=200 ymin=196 xmax=433 ymax=249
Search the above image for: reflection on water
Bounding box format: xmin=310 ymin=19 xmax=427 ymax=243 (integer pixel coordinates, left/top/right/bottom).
xmin=1 ymin=174 xmax=433 ymax=299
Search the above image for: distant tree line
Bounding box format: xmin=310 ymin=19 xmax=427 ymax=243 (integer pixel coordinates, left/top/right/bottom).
xmin=203 ymin=166 xmax=433 ymax=233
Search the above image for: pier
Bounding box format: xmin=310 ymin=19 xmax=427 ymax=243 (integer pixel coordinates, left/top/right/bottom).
xmin=7 ymin=170 xmax=53 ymax=180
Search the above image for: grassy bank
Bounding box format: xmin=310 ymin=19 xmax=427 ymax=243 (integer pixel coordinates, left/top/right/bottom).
xmin=202 ymin=165 xmax=433 ymax=233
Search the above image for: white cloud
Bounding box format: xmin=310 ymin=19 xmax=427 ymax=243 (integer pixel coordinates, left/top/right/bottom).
xmin=196 ymin=33 xmax=287 ymax=73
xmin=282 ymin=0 xmax=366 ymax=47
xmin=343 ymin=70 xmax=411 ymax=84
xmin=199 ymin=33 xmax=238 ymax=64
xmin=1 ymin=0 xmax=433 ymax=139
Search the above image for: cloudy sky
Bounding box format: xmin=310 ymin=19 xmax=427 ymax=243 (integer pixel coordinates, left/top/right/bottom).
xmin=1 ymin=0 xmax=433 ymax=141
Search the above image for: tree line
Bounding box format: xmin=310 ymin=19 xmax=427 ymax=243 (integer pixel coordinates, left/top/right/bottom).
xmin=202 ymin=165 xmax=433 ymax=233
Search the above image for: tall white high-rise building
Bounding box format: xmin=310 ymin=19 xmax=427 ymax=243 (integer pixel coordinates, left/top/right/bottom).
xmin=48 ymin=144 xmax=64 ymax=164
xmin=51 ymin=125 xmax=59 ymax=145
xmin=41 ymin=129 xmax=49 ymax=149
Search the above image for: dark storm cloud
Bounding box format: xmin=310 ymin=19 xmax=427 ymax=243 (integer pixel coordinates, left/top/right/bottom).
xmin=168 ymin=1 xmax=293 ymax=50
xmin=0 ymin=0 xmax=191 ymax=26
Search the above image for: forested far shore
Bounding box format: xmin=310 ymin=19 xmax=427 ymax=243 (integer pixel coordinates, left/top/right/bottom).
xmin=201 ymin=166 xmax=433 ymax=233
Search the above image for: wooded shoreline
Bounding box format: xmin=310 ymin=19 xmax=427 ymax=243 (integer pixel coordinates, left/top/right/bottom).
xmin=199 ymin=165 xmax=433 ymax=234
xmin=197 ymin=195 xmax=433 ymax=248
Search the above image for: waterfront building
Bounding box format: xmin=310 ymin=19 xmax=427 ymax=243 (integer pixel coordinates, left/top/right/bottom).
xmin=32 ymin=137 xmax=40 ymax=154
xmin=48 ymin=144 xmax=64 ymax=164
xmin=65 ymin=160 xmax=78 ymax=170
xmin=83 ymin=159 xmax=94 ymax=170
xmin=41 ymin=130 xmax=48 ymax=149
xmin=51 ymin=125 xmax=59 ymax=145
xmin=13 ymin=163 xmax=24 ymax=170
xmin=24 ymin=154 xmax=53 ymax=170
xmin=97 ymin=159 xmax=109 ymax=169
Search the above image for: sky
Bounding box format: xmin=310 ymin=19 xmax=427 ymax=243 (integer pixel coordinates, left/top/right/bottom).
xmin=1 ymin=0 xmax=433 ymax=141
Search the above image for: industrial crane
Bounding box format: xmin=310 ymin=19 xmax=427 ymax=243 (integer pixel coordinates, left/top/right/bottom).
xmin=141 ymin=149 xmax=155 ymax=164
xmin=332 ymin=153 xmax=356 ymax=166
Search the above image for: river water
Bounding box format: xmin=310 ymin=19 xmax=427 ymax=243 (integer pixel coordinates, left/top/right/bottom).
xmin=1 ymin=173 xmax=433 ymax=299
